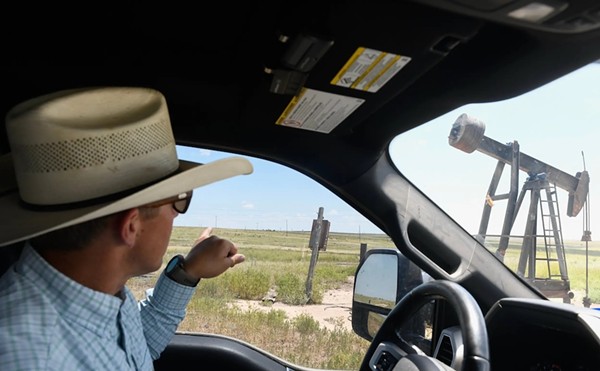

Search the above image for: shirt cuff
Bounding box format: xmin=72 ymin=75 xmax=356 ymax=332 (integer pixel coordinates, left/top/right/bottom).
xmin=149 ymin=272 xmax=196 ymax=311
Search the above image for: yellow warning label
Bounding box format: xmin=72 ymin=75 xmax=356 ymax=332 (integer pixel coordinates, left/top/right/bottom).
xmin=331 ymin=47 xmax=411 ymax=93
xmin=276 ymin=88 xmax=365 ymax=134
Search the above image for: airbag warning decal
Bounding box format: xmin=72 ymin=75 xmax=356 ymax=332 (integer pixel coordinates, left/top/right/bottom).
xmin=276 ymin=88 xmax=365 ymax=134
xmin=331 ymin=47 xmax=411 ymax=93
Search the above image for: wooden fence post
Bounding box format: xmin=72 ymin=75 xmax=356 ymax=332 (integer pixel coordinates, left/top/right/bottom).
xmin=305 ymin=207 xmax=324 ymax=304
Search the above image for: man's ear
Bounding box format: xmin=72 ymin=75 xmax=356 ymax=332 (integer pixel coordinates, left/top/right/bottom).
xmin=117 ymin=208 xmax=142 ymax=248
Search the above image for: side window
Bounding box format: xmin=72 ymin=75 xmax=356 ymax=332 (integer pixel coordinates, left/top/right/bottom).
xmin=128 ymin=146 xmax=403 ymax=369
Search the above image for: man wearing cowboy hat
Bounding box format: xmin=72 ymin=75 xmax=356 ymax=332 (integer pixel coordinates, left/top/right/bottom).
xmin=0 ymin=87 xmax=253 ymax=370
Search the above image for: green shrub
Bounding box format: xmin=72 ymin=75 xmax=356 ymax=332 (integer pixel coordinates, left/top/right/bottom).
xmin=292 ymin=313 xmax=321 ymax=334
xmin=325 ymin=349 xmax=364 ymax=369
xmin=197 ymin=278 xmax=232 ymax=299
xmin=224 ymin=268 xmax=271 ymax=300
xmin=276 ymin=273 xmax=308 ymax=305
xmin=243 ymin=308 xmax=290 ymax=329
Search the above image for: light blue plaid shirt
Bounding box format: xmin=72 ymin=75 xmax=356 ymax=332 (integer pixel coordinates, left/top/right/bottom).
xmin=0 ymin=243 xmax=195 ymax=370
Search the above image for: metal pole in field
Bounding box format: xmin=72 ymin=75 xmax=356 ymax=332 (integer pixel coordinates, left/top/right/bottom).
xmin=581 ymin=151 xmax=592 ymax=308
xmin=305 ymin=207 xmax=324 ymax=304
xmin=360 ymin=243 xmax=367 ymax=263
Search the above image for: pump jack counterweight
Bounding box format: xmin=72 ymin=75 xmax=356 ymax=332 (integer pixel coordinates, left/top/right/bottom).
xmin=448 ymin=113 xmax=590 ymax=303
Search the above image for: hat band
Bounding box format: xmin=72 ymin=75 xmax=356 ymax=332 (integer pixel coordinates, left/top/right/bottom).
xmin=18 ymin=166 xmax=181 ymax=212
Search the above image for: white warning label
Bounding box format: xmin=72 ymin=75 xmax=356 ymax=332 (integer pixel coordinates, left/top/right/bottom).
xmin=331 ymin=47 xmax=411 ymax=93
xmin=276 ymin=88 xmax=365 ymax=134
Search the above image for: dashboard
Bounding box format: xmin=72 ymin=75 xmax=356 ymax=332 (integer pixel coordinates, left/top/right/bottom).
xmin=358 ymin=279 xmax=600 ymax=370
xmin=485 ymin=298 xmax=600 ymax=370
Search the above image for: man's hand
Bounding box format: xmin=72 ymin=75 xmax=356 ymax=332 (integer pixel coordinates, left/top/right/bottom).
xmin=182 ymin=227 xmax=245 ymax=279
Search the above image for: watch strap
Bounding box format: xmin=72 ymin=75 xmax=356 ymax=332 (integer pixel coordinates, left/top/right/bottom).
xmin=165 ymin=254 xmax=200 ymax=287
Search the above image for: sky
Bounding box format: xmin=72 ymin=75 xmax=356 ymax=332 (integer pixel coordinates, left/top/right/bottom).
xmin=174 ymin=146 xmax=382 ymax=234
xmin=175 ymin=62 xmax=599 ymax=241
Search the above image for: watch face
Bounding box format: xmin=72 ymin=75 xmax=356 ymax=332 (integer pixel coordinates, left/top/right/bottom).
xmin=167 ymin=255 xmax=183 ymax=273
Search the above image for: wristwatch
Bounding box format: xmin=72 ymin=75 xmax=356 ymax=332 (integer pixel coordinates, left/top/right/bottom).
xmin=165 ymin=254 xmax=200 ymax=287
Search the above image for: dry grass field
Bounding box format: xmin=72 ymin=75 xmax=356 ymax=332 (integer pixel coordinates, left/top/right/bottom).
xmin=128 ymin=226 xmax=390 ymax=369
xmin=128 ymin=226 xmax=600 ymax=369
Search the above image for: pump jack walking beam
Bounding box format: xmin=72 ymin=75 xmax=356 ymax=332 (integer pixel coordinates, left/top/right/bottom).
xmin=449 ymin=113 xmax=589 ymax=218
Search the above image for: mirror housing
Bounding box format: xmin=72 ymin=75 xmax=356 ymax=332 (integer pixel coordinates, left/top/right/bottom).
xmin=352 ymin=248 xmax=425 ymax=341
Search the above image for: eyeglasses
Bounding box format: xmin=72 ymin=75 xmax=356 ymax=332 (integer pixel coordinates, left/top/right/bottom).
xmin=144 ymin=191 xmax=194 ymax=214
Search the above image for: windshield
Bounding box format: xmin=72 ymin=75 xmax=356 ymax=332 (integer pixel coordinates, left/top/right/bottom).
xmin=390 ymin=61 xmax=600 ymax=307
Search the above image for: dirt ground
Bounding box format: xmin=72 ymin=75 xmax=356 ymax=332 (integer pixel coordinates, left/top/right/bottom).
xmin=232 ymin=277 xmax=355 ymax=331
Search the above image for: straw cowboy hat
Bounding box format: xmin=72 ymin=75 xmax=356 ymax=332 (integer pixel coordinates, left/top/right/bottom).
xmin=0 ymin=86 xmax=253 ymax=246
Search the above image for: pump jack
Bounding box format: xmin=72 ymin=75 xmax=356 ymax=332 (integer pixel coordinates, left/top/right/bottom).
xmin=448 ymin=113 xmax=590 ymax=303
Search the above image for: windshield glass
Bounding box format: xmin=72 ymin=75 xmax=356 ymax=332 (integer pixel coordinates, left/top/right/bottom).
xmin=390 ymin=62 xmax=600 ymax=307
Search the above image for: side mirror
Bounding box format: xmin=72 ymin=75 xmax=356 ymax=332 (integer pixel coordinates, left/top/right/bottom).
xmin=352 ymin=248 xmax=425 ymax=341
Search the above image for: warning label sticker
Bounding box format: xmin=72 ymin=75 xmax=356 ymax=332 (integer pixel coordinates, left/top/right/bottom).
xmin=276 ymin=88 xmax=365 ymax=134
xmin=331 ymin=47 xmax=411 ymax=93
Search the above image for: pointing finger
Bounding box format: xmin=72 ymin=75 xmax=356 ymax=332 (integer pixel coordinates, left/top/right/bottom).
xmin=200 ymin=227 xmax=213 ymax=239
xmin=193 ymin=227 xmax=213 ymax=245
